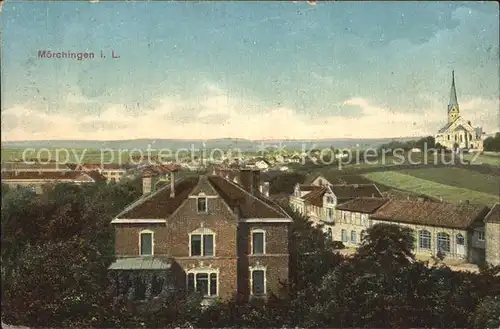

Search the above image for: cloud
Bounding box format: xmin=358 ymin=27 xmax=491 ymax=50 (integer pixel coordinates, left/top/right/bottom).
xmin=2 ymin=83 xmax=498 ymax=141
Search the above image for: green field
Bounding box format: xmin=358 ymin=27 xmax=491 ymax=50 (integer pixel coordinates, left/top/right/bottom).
xmin=1 ymin=148 xmax=191 ymax=164
xmin=396 ymin=167 xmax=499 ymax=196
xmin=463 ymin=153 xmax=500 ymax=166
xmin=364 ymin=171 xmax=499 ymax=206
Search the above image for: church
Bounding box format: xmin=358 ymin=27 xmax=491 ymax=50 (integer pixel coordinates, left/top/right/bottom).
xmin=435 ymin=71 xmax=485 ymax=151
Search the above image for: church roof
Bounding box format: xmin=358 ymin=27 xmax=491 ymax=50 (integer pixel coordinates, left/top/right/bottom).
xmin=438 ymin=122 xmax=453 ymax=133
xmin=454 ymin=124 xmax=467 ymax=131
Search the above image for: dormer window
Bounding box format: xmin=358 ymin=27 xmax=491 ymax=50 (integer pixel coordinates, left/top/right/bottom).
xmin=197 ymin=197 xmax=207 ymax=213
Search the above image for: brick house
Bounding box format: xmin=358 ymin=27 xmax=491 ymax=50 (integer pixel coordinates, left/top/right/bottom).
xmin=108 ymin=168 xmax=292 ymax=305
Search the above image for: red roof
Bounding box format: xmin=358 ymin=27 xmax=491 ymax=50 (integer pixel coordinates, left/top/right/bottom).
xmin=117 ymin=175 xmax=289 ymax=220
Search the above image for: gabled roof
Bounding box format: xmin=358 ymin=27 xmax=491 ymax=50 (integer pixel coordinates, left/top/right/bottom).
xmin=370 ymin=199 xmax=490 ymax=229
xmin=298 ymin=184 xmax=322 ymax=192
xmin=485 ymin=203 xmax=500 ymax=224
xmin=117 ymin=176 xmax=200 ymax=219
xmin=208 ymin=175 xmax=288 ymax=218
xmin=116 ymin=175 xmax=290 ymax=220
xmin=454 ymin=124 xmax=467 ymax=131
xmin=336 ymin=197 xmax=390 ymax=214
xmin=330 ymin=184 xmax=382 ymax=202
xmin=85 ymin=170 xmax=107 ymax=182
xmin=302 ymin=186 xmax=329 ymax=207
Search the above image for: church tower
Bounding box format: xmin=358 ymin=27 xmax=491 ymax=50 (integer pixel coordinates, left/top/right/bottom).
xmin=447 ymin=70 xmax=460 ymax=123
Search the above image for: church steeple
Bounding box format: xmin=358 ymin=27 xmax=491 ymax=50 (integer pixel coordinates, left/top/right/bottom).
xmin=447 ymin=70 xmax=460 ymax=123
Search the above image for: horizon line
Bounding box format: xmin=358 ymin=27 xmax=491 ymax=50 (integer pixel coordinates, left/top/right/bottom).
xmin=0 ymin=136 xmax=427 ymax=144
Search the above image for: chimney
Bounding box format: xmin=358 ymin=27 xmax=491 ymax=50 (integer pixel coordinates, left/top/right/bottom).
xmin=251 ymin=169 xmax=261 ymax=194
xmin=260 ymin=182 xmax=270 ymax=197
xmin=170 ymin=171 xmax=175 ymax=198
xmin=239 ymin=168 xmax=253 ymax=194
xmin=142 ymin=174 xmax=153 ymax=195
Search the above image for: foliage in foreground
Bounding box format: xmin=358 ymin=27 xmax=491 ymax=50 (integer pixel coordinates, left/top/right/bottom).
xmin=2 ymin=181 xmax=500 ymax=328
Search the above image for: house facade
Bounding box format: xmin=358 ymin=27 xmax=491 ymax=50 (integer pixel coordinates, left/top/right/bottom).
xmin=334 ymin=197 xmax=492 ymax=264
xmin=76 ymin=163 xmax=127 ymax=183
xmin=1 ymin=170 xmax=104 ymax=193
xmin=109 ymin=168 xmax=292 ymax=305
xmin=289 ymin=177 xmax=382 ymax=238
xmin=485 ymin=203 xmax=500 ymax=266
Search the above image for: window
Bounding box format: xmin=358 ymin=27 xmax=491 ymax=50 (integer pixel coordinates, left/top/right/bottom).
xmin=341 ymin=229 xmax=348 ymax=242
xmin=186 ymin=272 xmax=218 ymax=297
xmin=190 ymin=229 xmax=215 ymax=257
xmin=437 ymin=232 xmax=451 ymax=253
xmin=139 ymin=230 xmax=154 ymax=256
xmin=361 ymin=214 xmax=367 ymax=226
xmin=456 ymin=233 xmax=465 ymax=245
xmin=351 ymin=231 xmax=357 ymax=244
xmin=419 ymin=230 xmax=431 ymax=249
xmin=342 ymin=211 xmax=347 ymax=221
xmin=197 ymin=197 xmax=207 ymax=213
xmin=251 ymin=230 xmax=265 ymax=255
xmin=326 ymin=228 xmax=333 ymax=241
xmin=478 ymin=231 xmax=485 ymax=241
xmin=251 ymin=269 xmax=266 ymax=296
xmin=327 ymin=208 xmax=333 ymax=219
xmin=151 ymin=275 xmax=164 ymax=297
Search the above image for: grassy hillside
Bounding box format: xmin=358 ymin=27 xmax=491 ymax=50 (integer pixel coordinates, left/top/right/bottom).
xmin=363 ymin=171 xmax=499 ymax=206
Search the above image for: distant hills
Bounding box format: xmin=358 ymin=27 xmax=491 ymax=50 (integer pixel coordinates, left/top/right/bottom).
xmin=1 ymin=137 xmax=420 ymax=152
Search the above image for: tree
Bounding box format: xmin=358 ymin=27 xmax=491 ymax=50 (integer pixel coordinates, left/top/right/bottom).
xmin=472 ymin=295 xmax=500 ymax=329
xmin=1 ymin=179 xmax=142 ymax=327
xmin=353 ymin=223 xmax=415 ymax=272
xmin=483 ymin=132 xmax=500 ymax=152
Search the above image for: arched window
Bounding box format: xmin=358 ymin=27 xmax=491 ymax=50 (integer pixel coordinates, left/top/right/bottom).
xmin=437 ymin=232 xmax=450 ymax=253
xmin=351 ymin=231 xmax=357 ymax=244
xmin=341 ymin=229 xmax=347 ymax=242
xmin=326 ymin=228 xmax=333 ymax=241
xmin=419 ymin=230 xmax=431 ymax=249
xmin=456 ymin=233 xmax=465 ymax=245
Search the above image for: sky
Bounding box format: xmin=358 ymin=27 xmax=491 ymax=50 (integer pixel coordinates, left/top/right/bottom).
xmin=1 ymin=1 xmax=499 ymax=141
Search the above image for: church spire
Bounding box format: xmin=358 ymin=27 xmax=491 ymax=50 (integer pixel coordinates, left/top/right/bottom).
xmin=448 ymin=70 xmax=459 ymax=111
xmin=447 ymin=70 xmax=459 ymax=123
